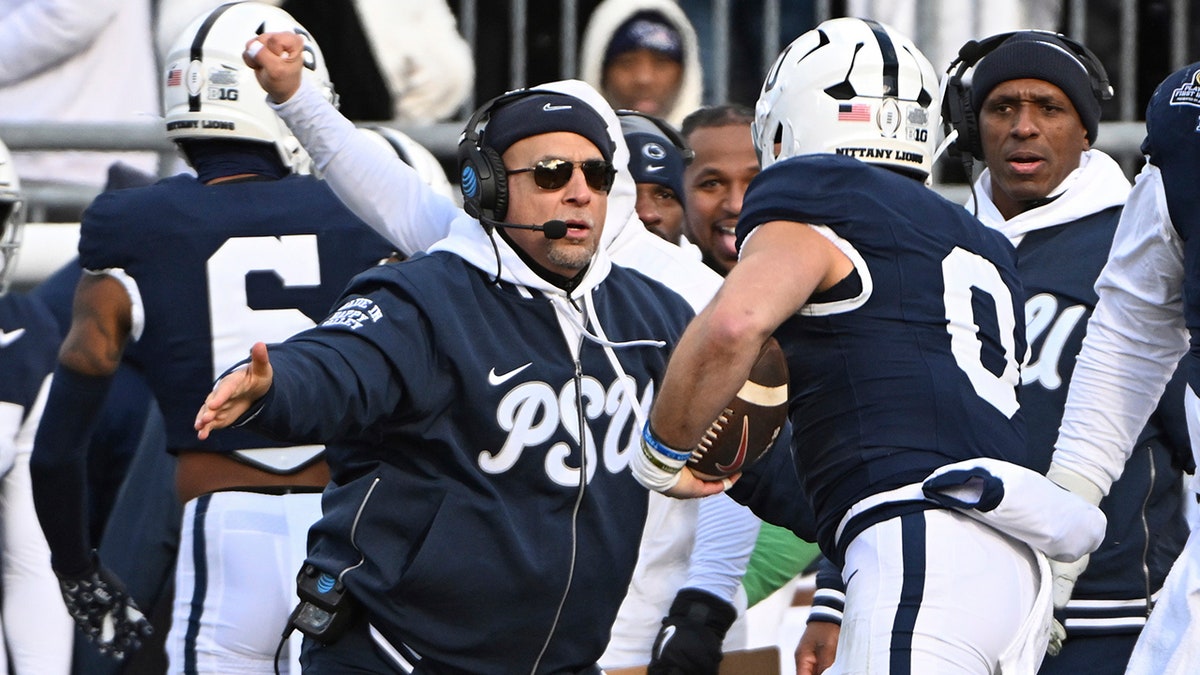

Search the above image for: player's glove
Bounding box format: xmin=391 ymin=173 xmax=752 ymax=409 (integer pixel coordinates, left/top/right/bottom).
xmin=57 ymin=561 xmax=153 ymax=660
xmin=1043 ymin=463 xmax=1104 ymax=657
xmin=648 ymin=588 xmax=737 ymax=675
xmin=1046 ymin=553 xmax=1090 ymax=656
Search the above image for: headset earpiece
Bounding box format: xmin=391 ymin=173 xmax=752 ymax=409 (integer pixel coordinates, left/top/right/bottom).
xmin=459 ymin=137 xmax=508 ymax=223
xmin=942 ymin=36 xmax=1002 ymax=161
xmin=458 ymin=90 xmax=540 ymax=224
xmin=942 ymin=31 xmax=1112 ymax=164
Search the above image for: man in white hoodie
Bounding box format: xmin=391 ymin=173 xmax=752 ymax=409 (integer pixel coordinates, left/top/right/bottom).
xmin=579 ymin=0 xmax=704 ymax=128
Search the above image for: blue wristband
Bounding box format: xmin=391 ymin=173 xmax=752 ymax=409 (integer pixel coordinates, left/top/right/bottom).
xmin=641 ymin=423 xmax=693 ymax=462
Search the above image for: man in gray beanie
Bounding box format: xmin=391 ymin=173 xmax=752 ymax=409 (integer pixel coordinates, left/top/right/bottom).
xmin=617 ymin=110 xmax=691 ymax=245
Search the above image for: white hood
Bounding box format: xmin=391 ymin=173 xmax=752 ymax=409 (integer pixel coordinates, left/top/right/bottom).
xmin=579 ymin=0 xmax=704 ymax=128
xmin=969 ymin=149 xmax=1131 ymax=246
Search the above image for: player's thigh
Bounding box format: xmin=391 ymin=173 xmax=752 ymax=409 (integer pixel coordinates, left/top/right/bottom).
xmin=832 ymin=509 xmax=1038 ymax=675
xmin=169 ymin=491 xmax=321 ymax=672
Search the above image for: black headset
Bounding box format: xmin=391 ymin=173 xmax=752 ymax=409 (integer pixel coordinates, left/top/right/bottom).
xmin=942 ymin=30 xmax=1113 ymax=161
xmin=457 ymin=89 xmax=547 ymax=225
xmin=615 ymin=109 xmax=695 ymax=164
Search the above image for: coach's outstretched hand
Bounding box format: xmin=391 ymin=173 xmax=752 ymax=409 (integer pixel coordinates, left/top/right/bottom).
xmin=243 ymin=30 xmax=306 ymax=103
xmin=58 ymin=562 xmax=152 ymax=660
xmin=195 ymin=342 xmax=274 ymax=440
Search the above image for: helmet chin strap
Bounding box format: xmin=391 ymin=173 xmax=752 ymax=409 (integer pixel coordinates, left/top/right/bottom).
xmin=933 ymin=128 xmax=959 ymax=166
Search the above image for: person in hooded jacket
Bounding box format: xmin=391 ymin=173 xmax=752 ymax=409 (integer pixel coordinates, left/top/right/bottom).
xmin=580 ymin=0 xmax=703 ymax=127
xmin=195 ymin=28 xmax=740 ymax=674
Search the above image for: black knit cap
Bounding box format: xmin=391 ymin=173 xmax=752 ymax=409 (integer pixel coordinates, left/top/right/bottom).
xmin=971 ymin=32 xmax=1102 ymax=143
xmin=604 ymin=11 xmax=683 ymax=67
xmin=483 ymin=93 xmax=615 ymax=163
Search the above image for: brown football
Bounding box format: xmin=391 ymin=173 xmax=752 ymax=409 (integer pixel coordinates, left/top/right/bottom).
xmin=689 ymin=337 xmax=789 ymax=480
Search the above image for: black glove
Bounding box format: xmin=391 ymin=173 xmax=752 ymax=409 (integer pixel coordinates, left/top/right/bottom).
xmin=57 ymin=562 xmax=153 ymax=660
xmin=648 ymin=588 xmax=737 ymax=675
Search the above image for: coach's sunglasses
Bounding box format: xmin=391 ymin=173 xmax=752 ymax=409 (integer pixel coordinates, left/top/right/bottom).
xmin=506 ymin=158 xmax=616 ymax=193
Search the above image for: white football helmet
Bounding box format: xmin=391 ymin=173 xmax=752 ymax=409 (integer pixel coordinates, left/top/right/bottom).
xmin=0 ymin=137 xmax=24 ymax=296
xmin=359 ymin=125 xmax=458 ymax=203
xmin=162 ymin=2 xmax=336 ymax=173
xmin=753 ymin=17 xmax=940 ymax=181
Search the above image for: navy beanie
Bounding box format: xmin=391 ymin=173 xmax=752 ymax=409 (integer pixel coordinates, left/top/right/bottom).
xmin=604 ymin=11 xmax=683 ymax=67
xmin=483 ymin=92 xmax=615 ymax=163
xmin=619 ymin=113 xmax=688 ymax=200
xmin=971 ymin=33 xmax=1102 ymax=143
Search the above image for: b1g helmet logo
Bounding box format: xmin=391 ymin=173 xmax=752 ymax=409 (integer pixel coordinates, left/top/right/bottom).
xmin=162 ymin=2 xmax=336 ymax=174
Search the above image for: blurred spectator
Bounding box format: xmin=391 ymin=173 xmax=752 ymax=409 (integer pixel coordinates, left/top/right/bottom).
xmin=0 ymin=0 xmax=158 ymax=212
xmin=580 ymin=0 xmax=703 ymax=126
xmin=158 ymin=0 xmax=473 ymax=122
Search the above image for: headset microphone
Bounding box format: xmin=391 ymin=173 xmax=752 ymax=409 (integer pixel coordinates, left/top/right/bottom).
xmin=482 ymin=218 xmax=569 ymax=240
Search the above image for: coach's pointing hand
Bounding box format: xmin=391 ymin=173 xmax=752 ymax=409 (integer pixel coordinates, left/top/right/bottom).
xmin=196 ymin=342 xmax=274 ymax=439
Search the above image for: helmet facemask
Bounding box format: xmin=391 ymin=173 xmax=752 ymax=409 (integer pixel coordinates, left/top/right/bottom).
xmin=0 ymin=140 xmax=23 ymax=297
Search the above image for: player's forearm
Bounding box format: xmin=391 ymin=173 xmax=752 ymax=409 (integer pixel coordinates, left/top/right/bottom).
xmin=271 ymin=82 xmax=457 ymax=255
xmin=684 ymin=494 xmax=760 ymax=602
xmin=29 ymin=365 xmax=113 ymax=576
xmin=649 ymin=311 xmax=761 ymax=450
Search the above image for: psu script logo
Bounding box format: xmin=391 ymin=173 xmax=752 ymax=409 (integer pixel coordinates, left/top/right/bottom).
xmin=480 ymin=374 xmax=655 ymax=487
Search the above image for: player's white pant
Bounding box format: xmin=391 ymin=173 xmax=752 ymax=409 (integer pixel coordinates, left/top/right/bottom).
xmin=167 ymin=490 xmax=320 ymax=675
xmin=1124 ymin=523 xmax=1200 ymax=675
xmin=828 ymin=508 xmax=1043 ymax=675
xmin=0 ymin=452 xmax=74 ymax=675
xmin=0 ymin=373 xmax=73 ymax=675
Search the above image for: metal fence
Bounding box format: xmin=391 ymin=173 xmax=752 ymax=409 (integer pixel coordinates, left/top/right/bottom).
xmin=2 ymin=0 xmax=1193 ymax=281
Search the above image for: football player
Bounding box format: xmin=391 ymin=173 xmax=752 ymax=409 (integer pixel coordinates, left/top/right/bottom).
xmin=1051 ymin=61 xmax=1200 ymax=675
xmin=27 ymin=3 xmax=394 ymax=673
xmin=0 ymin=136 xmax=77 ymax=674
xmin=637 ymin=17 xmax=1106 ymax=674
